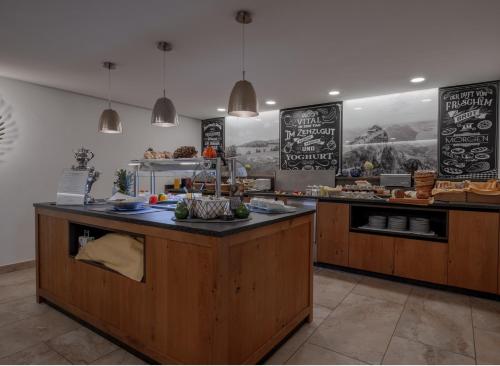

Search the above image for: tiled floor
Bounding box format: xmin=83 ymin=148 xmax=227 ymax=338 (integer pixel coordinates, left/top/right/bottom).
xmin=1 ymin=266 xmax=500 ymax=364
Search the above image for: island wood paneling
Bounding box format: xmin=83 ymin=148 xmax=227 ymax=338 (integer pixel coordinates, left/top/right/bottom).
xmin=36 ymin=208 xmax=313 ymax=364
xmin=226 ymin=220 xmax=311 ymax=363
xmin=394 ymin=238 xmax=448 ymax=284
xmin=448 ymin=210 xmax=499 ymax=293
xmin=316 ymin=202 xmax=349 ymax=266
xmin=348 ymin=232 xmax=395 ymax=274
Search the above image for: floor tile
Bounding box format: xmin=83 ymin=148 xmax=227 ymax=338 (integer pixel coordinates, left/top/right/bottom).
xmin=0 ymin=296 xmax=50 ymax=327
xmin=352 ymin=276 xmax=412 ymax=305
xmin=0 ymin=268 xmax=35 ymax=287
xmin=382 ymin=336 xmax=475 ymax=364
xmin=287 ymin=343 xmax=363 ymax=364
xmin=0 ymin=281 xmax=36 ymax=304
xmin=0 ymin=342 xmax=70 ymax=365
xmin=0 ymin=308 xmax=79 ymax=359
xmin=47 ymin=327 xmax=118 ymax=364
xmin=91 ymin=348 xmax=147 ymax=365
xmin=475 ymin=328 xmax=500 ymax=364
xmin=313 ymin=270 xmax=361 ymax=310
xmin=394 ymin=286 xmax=474 ymax=357
xmin=265 ymin=305 xmax=331 ymax=365
xmin=472 ymin=297 xmax=500 ymax=333
xmin=308 ymin=293 xmax=403 ymax=364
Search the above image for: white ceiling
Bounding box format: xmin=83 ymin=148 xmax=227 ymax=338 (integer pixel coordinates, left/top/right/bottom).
xmin=0 ymin=0 xmax=499 ymax=120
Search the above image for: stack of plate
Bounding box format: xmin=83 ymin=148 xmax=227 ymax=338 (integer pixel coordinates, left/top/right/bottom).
xmin=368 ymin=215 xmax=387 ymax=229
xmin=409 ymin=217 xmax=430 ymax=233
xmin=388 ymin=216 xmax=407 ymax=231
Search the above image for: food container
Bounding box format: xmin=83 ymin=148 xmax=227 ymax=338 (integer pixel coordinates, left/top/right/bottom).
xmin=184 ymin=197 xmax=230 ymax=219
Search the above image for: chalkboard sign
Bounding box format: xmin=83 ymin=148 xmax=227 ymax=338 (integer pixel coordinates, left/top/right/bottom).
xmin=280 ymin=102 xmax=342 ymax=171
xmin=201 ymin=117 xmax=225 ymax=152
xmin=438 ymin=81 xmax=499 ymax=179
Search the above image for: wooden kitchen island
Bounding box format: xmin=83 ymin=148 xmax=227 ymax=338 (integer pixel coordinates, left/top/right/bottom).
xmin=34 ymin=203 xmax=315 ymax=364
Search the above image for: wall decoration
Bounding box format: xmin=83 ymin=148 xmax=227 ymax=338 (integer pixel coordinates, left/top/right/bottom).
xmin=0 ymin=96 xmax=17 ymax=163
xmin=280 ymin=102 xmax=342 ymax=171
xmin=225 ymin=111 xmax=279 ymax=175
xmin=438 ymin=81 xmax=498 ymax=179
xmin=201 ymin=117 xmax=225 ymax=152
xmin=342 ymin=89 xmax=438 ymax=176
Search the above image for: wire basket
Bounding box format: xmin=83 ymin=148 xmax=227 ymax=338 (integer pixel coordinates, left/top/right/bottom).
xmin=183 ymin=197 xmax=230 ymax=219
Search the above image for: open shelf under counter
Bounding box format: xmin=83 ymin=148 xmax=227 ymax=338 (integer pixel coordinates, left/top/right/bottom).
xmin=349 ymin=203 xmax=448 ymax=242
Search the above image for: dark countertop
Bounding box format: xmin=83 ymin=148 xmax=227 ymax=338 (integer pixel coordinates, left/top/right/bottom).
xmin=34 ymin=202 xmax=316 ymax=237
xmin=245 ymin=191 xmax=500 ymax=212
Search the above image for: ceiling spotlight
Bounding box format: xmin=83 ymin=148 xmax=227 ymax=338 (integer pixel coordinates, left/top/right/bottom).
xmin=217 ymin=108 xmax=226 ymax=112
xmin=265 ymin=100 xmax=276 ymax=105
xmin=410 ymin=76 xmax=426 ymax=83
xmin=354 ymin=107 xmax=363 ymax=110
xmin=328 ymin=90 xmax=340 ymax=96
xmin=421 ymin=98 xmax=432 ymax=103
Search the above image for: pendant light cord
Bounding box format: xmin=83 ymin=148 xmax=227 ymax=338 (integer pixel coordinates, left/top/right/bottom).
xmin=107 ymin=65 xmax=111 ymax=109
xmin=241 ymin=18 xmax=246 ymax=80
xmin=162 ymin=48 xmax=166 ymax=97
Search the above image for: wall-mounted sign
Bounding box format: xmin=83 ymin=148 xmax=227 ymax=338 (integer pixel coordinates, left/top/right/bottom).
xmin=201 ymin=117 xmax=225 ymax=152
xmin=280 ymin=102 xmax=342 ymax=171
xmin=438 ymin=81 xmax=499 ymax=179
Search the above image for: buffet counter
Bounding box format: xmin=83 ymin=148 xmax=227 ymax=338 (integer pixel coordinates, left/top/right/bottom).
xmin=34 ymin=203 xmax=315 ymax=364
xmin=245 ymin=191 xmax=500 ymax=212
xmin=246 ymin=192 xmax=500 ymax=296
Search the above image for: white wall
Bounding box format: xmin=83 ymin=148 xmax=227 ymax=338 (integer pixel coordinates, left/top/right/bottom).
xmin=0 ymin=76 xmax=201 ymax=266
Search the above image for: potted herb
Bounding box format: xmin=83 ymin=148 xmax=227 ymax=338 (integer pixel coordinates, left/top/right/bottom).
xmin=114 ymin=169 xmax=134 ymax=195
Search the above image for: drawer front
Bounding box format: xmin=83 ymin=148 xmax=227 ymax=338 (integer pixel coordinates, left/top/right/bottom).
xmin=394 ymin=238 xmax=448 ymax=285
xmin=348 ymin=232 xmax=394 ymax=274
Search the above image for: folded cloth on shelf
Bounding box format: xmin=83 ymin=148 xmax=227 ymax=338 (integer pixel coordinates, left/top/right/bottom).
xmin=75 ymin=233 xmax=144 ymax=281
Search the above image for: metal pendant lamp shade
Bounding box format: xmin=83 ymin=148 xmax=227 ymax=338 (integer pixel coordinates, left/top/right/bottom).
xmin=228 ymin=79 xmax=258 ymax=117
xmin=99 ymin=62 xmax=122 ymax=134
xmin=228 ymin=10 xmax=259 ymax=118
xmin=99 ymin=109 xmax=122 ymax=133
xmin=151 ymin=96 xmax=179 ymax=126
xmin=151 ymin=41 xmax=179 ymax=127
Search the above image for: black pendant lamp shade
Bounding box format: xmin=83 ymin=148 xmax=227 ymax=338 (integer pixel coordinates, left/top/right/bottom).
xmin=98 ymin=62 xmax=122 ymax=134
xmin=151 ymin=41 xmax=179 ymax=127
xmin=228 ymin=10 xmax=259 ymax=117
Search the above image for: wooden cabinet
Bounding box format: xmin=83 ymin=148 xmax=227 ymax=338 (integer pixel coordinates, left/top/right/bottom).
xmin=448 ymin=210 xmax=499 ymax=293
xmin=36 ymin=207 xmax=313 ymax=364
xmin=348 ymin=232 xmax=394 ymax=274
xmin=394 ymin=238 xmax=448 ymax=285
xmin=316 ymin=202 xmax=349 ymax=266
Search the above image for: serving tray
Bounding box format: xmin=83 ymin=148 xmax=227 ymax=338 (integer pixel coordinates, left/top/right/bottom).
xmin=172 ymin=217 xmax=252 ymax=223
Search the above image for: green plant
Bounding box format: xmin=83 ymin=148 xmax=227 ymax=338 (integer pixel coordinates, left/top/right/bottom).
xmin=114 ymin=169 xmax=133 ymax=194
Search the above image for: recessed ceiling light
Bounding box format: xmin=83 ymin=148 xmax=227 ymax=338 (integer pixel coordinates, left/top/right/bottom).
xmin=421 ymin=98 xmax=432 ymax=103
xmin=217 ymin=108 xmax=226 ymax=112
xmin=354 ymin=107 xmax=363 ymax=110
xmin=390 ymin=137 xmax=397 ymax=140
xmin=265 ymin=100 xmax=276 ymax=105
xmin=328 ymin=90 xmax=340 ymax=96
xmin=410 ymin=76 xmax=426 ymax=83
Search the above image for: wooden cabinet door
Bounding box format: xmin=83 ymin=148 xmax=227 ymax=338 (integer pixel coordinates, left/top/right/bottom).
xmin=448 ymin=210 xmax=499 ymax=293
xmin=394 ymin=238 xmax=447 ymax=285
xmin=316 ymin=202 xmax=349 ymax=266
xmin=37 ymin=215 xmax=72 ymax=301
xmin=348 ymin=232 xmax=394 ymax=274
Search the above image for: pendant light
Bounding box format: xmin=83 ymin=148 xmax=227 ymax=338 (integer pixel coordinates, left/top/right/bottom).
xmin=228 ymin=10 xmax=259 ymax=117
xmin=98 ymin=62 xmax=122 ymax=134
xmin=151 ymin=41 xmax=179 ymax=127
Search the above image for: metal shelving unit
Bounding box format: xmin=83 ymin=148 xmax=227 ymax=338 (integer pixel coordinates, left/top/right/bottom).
xmin=129 ymin=157 xmax=238 ymax=198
